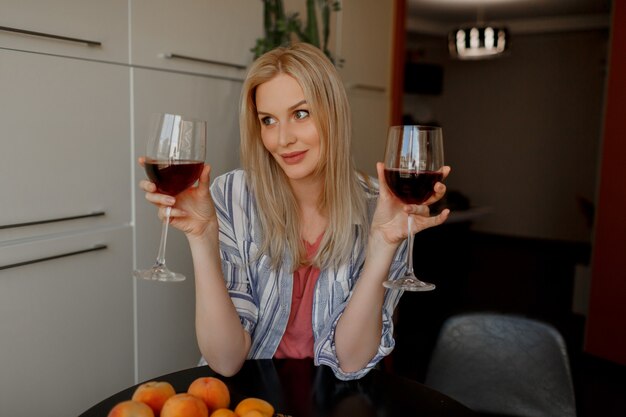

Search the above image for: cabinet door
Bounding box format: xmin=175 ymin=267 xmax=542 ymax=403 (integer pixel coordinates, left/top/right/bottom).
xmin=130 ymin=0 xmax=262 ymax=77
xmin=0 ymin=227 xmax=134 ymax=417
xmin=336 ymin=0 xmax=393 ymax=176
xmin=349 ymin=91 xmax=389 ymax=176
xmin=0 ymin=49 xmax=131 ymax=242
xmin=133 ymin=67 xmax=241 ymax=381
xmin=337 ymin=0 xmax=393 ymax=90
xmin=0 ymin=0 xmax=128 ymax=63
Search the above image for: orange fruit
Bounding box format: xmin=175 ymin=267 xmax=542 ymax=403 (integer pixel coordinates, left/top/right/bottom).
xmin=107 ymin=400 xmax=155 ymax=417
xmin=161 ymin=393 xmax=208 ymax=417
xmin=234 ymin=398 xmax=274 ymax=417
xmin=132 ymin=381 xmax=176 ymax=416
xmin=209 ymin=409 xmax=237 ymax=417
xmin=239 ymin=410 xmax=264 ymax=417
xmin=187 ymin=377 xmax=230 ymax=413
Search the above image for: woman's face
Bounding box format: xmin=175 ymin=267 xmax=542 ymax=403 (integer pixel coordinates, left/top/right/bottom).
xmin=255 ymin=73 xmax=321 ymax=185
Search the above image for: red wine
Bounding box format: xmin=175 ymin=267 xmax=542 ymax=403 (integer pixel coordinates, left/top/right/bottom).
xmin=145 ymin=159 xmax=204 ymax=196
xmin=384 ymin=169 xmax=443 ymax=204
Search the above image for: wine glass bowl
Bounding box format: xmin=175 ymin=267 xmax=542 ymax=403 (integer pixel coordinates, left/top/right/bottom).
xmin=134 ymin=113 xmax=207 ymax=282
xmin=382 ymin=125 xmax=444 ymax=291
xmin=144 ymin=159 xmax=204 ymax=196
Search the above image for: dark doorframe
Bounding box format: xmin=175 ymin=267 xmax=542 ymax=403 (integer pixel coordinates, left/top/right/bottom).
xmin=390 ymin=0 xmax=407 ymax=126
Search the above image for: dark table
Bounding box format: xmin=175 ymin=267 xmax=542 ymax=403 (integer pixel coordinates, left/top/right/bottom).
xmin=80 ymin=359 xmax=476 ymax=417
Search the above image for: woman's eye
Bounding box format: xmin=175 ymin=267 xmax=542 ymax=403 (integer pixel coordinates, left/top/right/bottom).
xmin=261 ymin=116 xmax=276 ymax=126
xmin=294 ymin=110 xmax=309 ymax=120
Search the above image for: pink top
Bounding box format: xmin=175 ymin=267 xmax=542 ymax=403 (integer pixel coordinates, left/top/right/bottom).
xmin=274 ymin=235 xmax=323 ymax=359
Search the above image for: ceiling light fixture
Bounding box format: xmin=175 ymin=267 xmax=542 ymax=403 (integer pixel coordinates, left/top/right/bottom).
xmin=449 ymin=25 xmax=509 ymax=59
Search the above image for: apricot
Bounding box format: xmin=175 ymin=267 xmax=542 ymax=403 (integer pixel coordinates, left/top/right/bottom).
xmin=161 ymin=393 xmax=209 ymax=417
xmin=239 ymin=411 xmax=264 ymax=417
xmin=108 ymin=400 xmax=155 ymax=417
xmin=132 ymin=381 xmax=176 ymax=416
xmin=233 ymin=398 xmax=274 ymax=417
xmin=187 ymin=376 xmax=230 ymax=412
xmin=209 ymin=409 xmax=237 ymax=417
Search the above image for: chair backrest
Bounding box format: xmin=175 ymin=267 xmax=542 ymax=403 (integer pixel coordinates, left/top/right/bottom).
xmin=424 ymin=313 xmax=576 ymax=417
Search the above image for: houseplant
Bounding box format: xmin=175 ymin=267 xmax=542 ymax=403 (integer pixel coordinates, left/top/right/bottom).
xmin=251 ymin=0 xmax=341 ymax=65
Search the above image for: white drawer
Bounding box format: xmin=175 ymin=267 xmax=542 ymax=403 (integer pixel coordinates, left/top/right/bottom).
xmin=0 ymin=49 xmax=131 ymax=241
xmin=130 ymin=0 xmax=262 ymax=78
xmin=0 ymin=0 xmax=128 ymax=63
xmin=0 ymin=227 xmax=134 ymax=417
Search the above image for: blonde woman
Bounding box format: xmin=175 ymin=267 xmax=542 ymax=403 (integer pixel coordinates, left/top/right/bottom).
xmin=140 ymin=43 xmax=450 ymax=380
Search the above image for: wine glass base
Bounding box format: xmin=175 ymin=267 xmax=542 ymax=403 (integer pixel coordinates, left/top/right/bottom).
xmin=134 ymin=267 xmax=185 ymax=282
xmin=383 ymin=276 xmax=435 ymax=292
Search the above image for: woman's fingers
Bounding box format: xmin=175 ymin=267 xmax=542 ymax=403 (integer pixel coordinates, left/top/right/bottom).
xmin=376 ymin=162 xmax=392 ymax=198
xmin=157 ymin=206 xmax=187 ymax=222
xmin=144 ymin=189 xmax=175 ymax=206
xmin=410 ymin=208 xmax=450 ymax=233
xmin=424 ymin=182 xmax=447 ymax=206
xmin=404 ymin=204 xmax=430 ymax=216
xmin=429 ymin=208 xmax=450 ymax=225
xmin=139 ymin=179 xmax=156 ymax=193
xmin=421 ymin=165 xmax=451 ymax=206
xmin=441 ymin=165 xmax=451 ymax=180
xmin=195 ymin=164 xmax=212 ymax=196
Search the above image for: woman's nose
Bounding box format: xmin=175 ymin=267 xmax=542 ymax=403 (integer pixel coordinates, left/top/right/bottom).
xmin=278 ymin=123 xmax=297 ymax=147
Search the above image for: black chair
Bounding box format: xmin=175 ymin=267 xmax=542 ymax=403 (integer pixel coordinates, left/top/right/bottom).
xmin=424 ymin=313 xmax=576 ymax=417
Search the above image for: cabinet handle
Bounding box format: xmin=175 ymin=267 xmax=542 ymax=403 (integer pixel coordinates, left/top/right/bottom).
xmin=0 ymin=244 xmax=108 ymax=271
xmin=159 ymin=53 xmax=247 ymax=70
xmin=0 ymin=25 xmax=102 ymax=46
xmin=349 ymin=83 xmax=386 ymax=93
xmin=0 ymin=211 xmax=106 ymax=230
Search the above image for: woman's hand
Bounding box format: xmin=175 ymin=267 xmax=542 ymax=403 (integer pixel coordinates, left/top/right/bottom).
xmin=370 ymin=162 xmax=451 ymax=246
xmin=138 ymin=157 xmax=217 ymax=239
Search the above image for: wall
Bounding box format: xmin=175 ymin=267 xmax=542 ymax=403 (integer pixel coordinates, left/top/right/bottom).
xmin=404 ymin=30 xmax=608 ymax=242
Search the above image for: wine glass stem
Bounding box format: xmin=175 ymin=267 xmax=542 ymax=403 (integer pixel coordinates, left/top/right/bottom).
xmin=406 ymin=215 xmax=415 ymax=276
xmin=155 ymin=207 xmax=171 ymax=268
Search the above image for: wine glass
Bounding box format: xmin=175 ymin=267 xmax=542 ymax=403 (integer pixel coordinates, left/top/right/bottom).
xmin=382 ymin=125 xmax=444 ymax=291
xmin=134 ymin=113 xmax=207 ymax=282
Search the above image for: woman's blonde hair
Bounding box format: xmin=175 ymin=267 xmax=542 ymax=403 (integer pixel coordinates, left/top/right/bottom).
xmin=240 ymin=43 xmax=368 ymax=270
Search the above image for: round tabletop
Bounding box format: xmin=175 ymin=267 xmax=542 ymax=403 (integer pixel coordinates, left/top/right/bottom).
xmin=80 ymin=359 xmax=475 ymax=417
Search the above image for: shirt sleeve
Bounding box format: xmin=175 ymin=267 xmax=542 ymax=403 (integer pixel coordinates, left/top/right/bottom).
xmin=314 ymin=236 xmax=408 ymax=381
xmin=210 ymin=172 xmax=259 ymax=336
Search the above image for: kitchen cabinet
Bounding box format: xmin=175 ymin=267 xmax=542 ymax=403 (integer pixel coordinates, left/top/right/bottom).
xmin=0 ymin=0 xmax=395 ymax=413
xmin=132 ymin=67 xmax=241 ymax=381
xmin=130 ymin=0 xmax=262 ymax=78
xmin=338 ymin=0 xmax=393 ymax=91
xmin=2 ymin=2 xmax=262 ymax=412
xmin=0 ymin=0 xmax=128 ymax=63
xmin=130 ymin=2 xmax=259 ymax=382
xmin=348 ymin=90 xmax=390 ymax=175
xmin=0 ymin=49 xmax=131 ymax=240
xmin=0 ymin=47 xmax=133 ymax=416
xmin=336 ymin=0 xmax=394 ymax=175
xmin=0 ymin=227 xmax=134 ymax=417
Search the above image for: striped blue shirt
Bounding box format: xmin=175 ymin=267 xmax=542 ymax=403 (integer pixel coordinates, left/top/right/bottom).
xmin=202 ymin=169 xmax=407 ymax=380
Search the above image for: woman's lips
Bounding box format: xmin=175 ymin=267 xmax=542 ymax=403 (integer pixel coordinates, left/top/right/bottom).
xmin=281 ymin=150 xmax=307 ymax=165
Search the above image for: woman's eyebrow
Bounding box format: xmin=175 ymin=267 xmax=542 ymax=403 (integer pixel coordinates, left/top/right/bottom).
xmin=257 ymin=100 xmax=307 ymax=116
xmin=288 ymin=100 xmax=307 ymax=110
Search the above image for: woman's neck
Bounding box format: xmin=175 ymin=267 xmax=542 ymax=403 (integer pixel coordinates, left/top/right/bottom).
xmin=289 ymin=176 xmax=328 ymax=244
xmin=289 ymin=175 xmax=324 ymax=209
